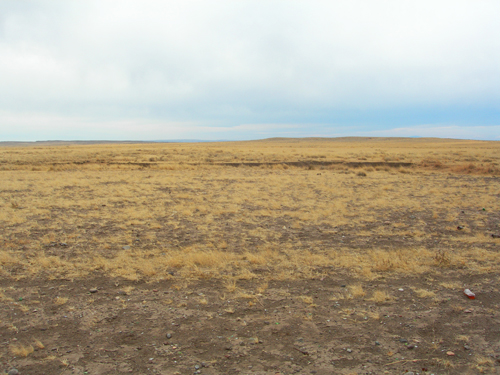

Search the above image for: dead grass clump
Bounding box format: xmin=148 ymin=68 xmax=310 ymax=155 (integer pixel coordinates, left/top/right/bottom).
xmin=413 ymin=288 xmax=436 ymax=299
xmin=54 ymin=297 xmax=68 ymax=305
xmin=348 ymin=284 xmax=366 ymax=298
xmin=256 ymin=282 xmax=268 ymax=294
xmin=33 ymin=339 xmax=45 ymax=349
xmin=439 ymin=281 xmax=462 ymax=289
xmin=223 ymin=279 xmax=237 ymax=293
xmin=369 ymin=249 xmax=431 ymax=274
xmin=10 ymin=343 xmax=34 ymax=357
xmin=299 ymin=295 xmax=314 ymax=305
xmin=369 ymin=290 xmax=393 ymax=303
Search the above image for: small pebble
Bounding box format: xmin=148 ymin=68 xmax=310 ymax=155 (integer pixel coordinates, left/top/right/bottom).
xmin=166 ymin=333 xmax=172 ymax=339
xmin=407 ymin=344 xmax=415 ymax=350
xmin=399 ymin=338 xmax=408 ymax=343
xmin=8 ymin=369 xmax=19 ymax=375
xmin=346 ymin=348 xmax=352 ymax=353
xmin=447 ymin=351 xmax=455 ymax=356
xmin=123 ymin=245 xmax=131 ymax=250
xmin=89 ymin=288 xmax=98 ymax=293
xmin=375 ymin=341 xmax=381 ymax=345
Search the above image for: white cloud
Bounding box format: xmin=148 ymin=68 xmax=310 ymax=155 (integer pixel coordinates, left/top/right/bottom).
xmin=0 ymin=1 xmax=499 ymax=140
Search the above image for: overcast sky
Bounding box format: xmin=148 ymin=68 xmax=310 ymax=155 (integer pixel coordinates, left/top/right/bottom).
xmin=1 ymin=1 xmax=499 ymax=141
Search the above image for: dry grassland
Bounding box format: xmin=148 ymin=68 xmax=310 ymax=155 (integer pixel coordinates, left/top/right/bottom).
xmin=1 ymin=138 xmax=499 ymax=282
xmin=1 ymin=138 xmax=500 ymax=374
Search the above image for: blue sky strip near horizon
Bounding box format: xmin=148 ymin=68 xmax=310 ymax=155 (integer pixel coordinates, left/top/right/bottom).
xmin=1 ymin=1 xmax=499 ymax=141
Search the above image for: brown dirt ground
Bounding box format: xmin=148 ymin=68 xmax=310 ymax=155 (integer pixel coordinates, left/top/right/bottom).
xmin=2 ymin=254 xmax=500 ymax=375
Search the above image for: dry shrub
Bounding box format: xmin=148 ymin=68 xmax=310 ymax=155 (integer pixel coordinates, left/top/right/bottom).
xmin=433 ymin=249 xmax=466 ymax=269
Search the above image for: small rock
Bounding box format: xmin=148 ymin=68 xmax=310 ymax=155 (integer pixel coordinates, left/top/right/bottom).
xmin=399 ymin=338 xmax=408 ymax=343
xmin=201 ymin=362 xmax=209 ymax=368
xmin=447 ymin=351 xmax=455 ymax=356
xmin=60 ymin=242 xmax=68 ymax=246
xmin=464 ymin=344 xmax=470 ymax=350
xmin=375 ymin=341 xmax=381 ymax=345
xmin=89 ymin=288 xmax=98 ymax=293
xmin=464 ymin=309 xmax=473 ymax=313
xmin=166 ymin=333 xmax=172 ymax=339
xmin=457 ymin=226 xmax=464 ymax=230
xmin=8 ymin=369 xmax=19 ymax=375
xmin=407 ymin=344 xmax=415 ymax=350
xmin=341 ymin=285 xmax=346 ymax=288
xmin=225 ymin=345 xmax=233 ymax=350
xmin=123 ymin=245 xmax=131 ymax=250
xmin=194 ymin=365 xmax=200 ymax=370
xmin=346 ymin=348 xmax=352 ymax=353
xmin=492 ymin=234 xmax=500 ymax=239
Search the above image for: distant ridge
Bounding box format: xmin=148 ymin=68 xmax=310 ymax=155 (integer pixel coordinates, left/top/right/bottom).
xmin=0 ymin=137 xmax=493 ymax=147
xmin=0 ymin=139 xmax=228 ymax=147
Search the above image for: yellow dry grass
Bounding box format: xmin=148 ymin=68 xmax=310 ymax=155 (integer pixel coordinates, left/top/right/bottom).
xmin=0 ymin=138 xmax=499 ymax=282
xmin=10 ymin=344 xmax=34 ymax=357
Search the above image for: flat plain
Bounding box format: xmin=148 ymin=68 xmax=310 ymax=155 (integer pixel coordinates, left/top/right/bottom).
xmin=1 ymin=138 xmax=500 ymax=375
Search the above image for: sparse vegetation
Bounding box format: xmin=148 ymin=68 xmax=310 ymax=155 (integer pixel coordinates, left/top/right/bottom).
xmin=1 ymin=138 xmax=499 ymax=374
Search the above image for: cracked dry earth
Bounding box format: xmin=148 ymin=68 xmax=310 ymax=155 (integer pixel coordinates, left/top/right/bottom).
xmin=2 ymin=272 xmax=500 ymax=375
